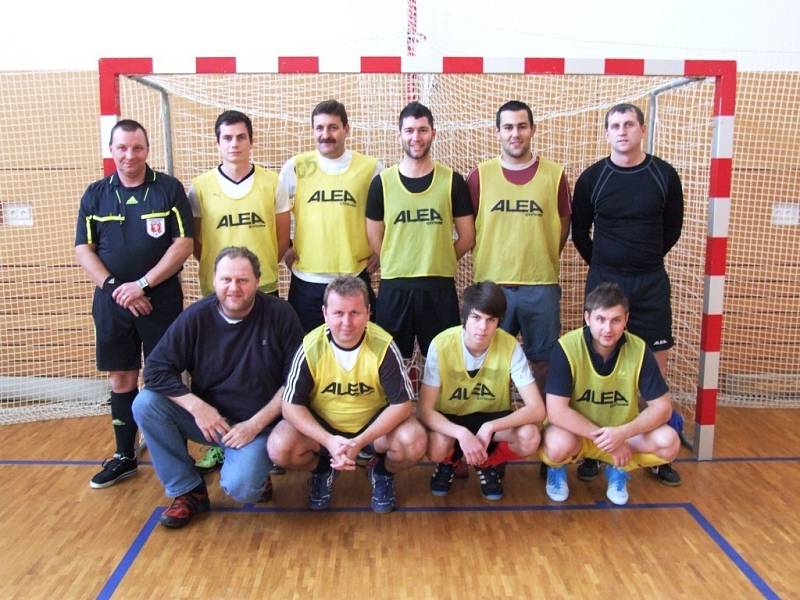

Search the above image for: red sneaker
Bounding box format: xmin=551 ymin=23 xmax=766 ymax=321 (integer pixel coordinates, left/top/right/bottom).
xmin=160 ymin=484 xmax=210 ymax=529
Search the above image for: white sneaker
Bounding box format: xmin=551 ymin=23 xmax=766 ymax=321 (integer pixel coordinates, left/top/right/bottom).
xmin=545 ymin=465 xmax=569 ymax=502
xmin=605 ymin=465 xmax=630 ymax=505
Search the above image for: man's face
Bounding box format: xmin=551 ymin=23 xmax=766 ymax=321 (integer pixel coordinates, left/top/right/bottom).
xmin=584 ymin=305 xmax=629 ymax=353
xmin=399 ymin=116 xmax=435 ymax=160
xmin=214 ymin=256 xmax=259 ymax=320
xmin=322 ymin=291 xmax=369 ymax=348
xmin=463 ymin=309 xmax=499 ymax=354
xmin=313 ymin=113 xmax=349 ymax=159
xmin=110 ymin=128 xmax=149 ymax=182
xmin=605 ymin=110 xmax=645 ymax=156
xmin=217 ymin=122 xmax=252 ymax=166
xmin=497 ymin=109 xmax=534 ymax=162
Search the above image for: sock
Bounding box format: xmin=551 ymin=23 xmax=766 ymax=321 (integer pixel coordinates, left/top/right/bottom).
xmin=480 ymin=442 xmax=523 ymax=468
xmin=313 ymin=449 xmax=332 ymax=473
xmin=110 ymin=390 xmax=138 ymax=458
xmin=371 ymin=453 xmax=390 ymax=476
xmin=448 ymin=446 xmax=464 ymax=464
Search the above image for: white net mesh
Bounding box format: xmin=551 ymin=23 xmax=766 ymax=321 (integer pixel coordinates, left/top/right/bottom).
xmin=721 ymin=72 xmax=800 ymax=408
xmin=0 ymin=71 xmax=109 ymax=423
xmin=118 ymin=72 xmax=716 ymax=430
xmin=4 ymin=68 xmax=797 ymax=429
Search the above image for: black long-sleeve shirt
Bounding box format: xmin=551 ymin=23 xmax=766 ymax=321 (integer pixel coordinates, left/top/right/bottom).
xmin=144 ymin=292 xmax=303 ymax=424
xmin=572 ymin=155 xmax=683 ymax=273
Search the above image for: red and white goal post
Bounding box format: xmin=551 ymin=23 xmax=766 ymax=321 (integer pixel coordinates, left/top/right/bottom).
xmin=98 ymin=56 xmax=736 ymax=460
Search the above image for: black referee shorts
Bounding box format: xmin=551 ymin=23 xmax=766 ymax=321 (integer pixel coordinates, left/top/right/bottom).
xmin=585 ymin=266 xmax=674 ymax=351
xmin=92 ymin=279 xmax=183 ymax=371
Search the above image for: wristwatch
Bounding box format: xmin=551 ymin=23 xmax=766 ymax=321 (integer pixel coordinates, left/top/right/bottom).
xmin=137 ymin=276 xmax=150 ymax=291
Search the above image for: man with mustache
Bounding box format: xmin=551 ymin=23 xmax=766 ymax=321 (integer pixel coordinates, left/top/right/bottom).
xmin=366 ymin=101 xmax=475 ymax=363
xmin=278 ymin=100 xmax=382 ymax=332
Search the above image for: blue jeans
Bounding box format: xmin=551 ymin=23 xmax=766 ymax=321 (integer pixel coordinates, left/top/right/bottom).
xmin=132 ymin=388 xmax=272 ymax=502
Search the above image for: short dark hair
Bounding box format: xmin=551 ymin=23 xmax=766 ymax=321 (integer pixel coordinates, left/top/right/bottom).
xmin=496 ymin=100 xmax=534 ymax=129
xmin=311 ymin=100 xmax=348 ymax=127
xmin=460 ymin=281 xmax=507 ymax=324
xmin=323 ymin=276 xmax=370 ymax=308
xmin=213 ymin=246 xmax=261 ymax=281
xmin=109 ymin=119 xmax=149 ymax=147
xmin=584 ymin=282 xmax=630 ymax=313
xmin=214 ymin=110 xmax=253 ymax=142
xmin=604 ymin=103 xmax=645 ymax=129
xmin=398 ymin=101 xmax=434 ymax=130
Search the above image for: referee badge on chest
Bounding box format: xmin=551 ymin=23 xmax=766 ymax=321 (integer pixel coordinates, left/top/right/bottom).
xmin=145 ymin=217 xmax=166 ymax=238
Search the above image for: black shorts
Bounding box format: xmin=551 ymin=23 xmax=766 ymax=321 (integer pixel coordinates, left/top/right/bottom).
xmin=288 ymin=270 xmax=376 ymax=333
xmin=92 ymin=278 xmax=183 ymax=371
xmin=375 ymin=277 xmax=460 ymax=358
xmin=445 ymin=411 xmax=513 ymax=434
xmin=585 ymin=266 xmax=673 ymax=351
xmin=312 ymin=406 xmax=384 ymax=438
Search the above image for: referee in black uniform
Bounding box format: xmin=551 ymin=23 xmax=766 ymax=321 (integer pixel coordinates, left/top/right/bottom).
xmin=75 ymin=119 xmax=194 ymax=489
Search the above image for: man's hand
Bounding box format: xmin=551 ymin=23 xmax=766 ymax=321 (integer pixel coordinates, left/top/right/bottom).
xmin=326 ymin=435 xmax=358 ymax=471
xmin=457 ymin=430 xmax=488 ymax=465
xmin=221 ymin=419 xmax=261 ymax=449
xmin=127 ymin=296 xmax=153 ymax=317
xmin=608 ymin=442 xmax=633 ymax=467
xmin=112 ymin=281 xmax=146 ymax=309
xmin=366 ymin=253 xmax=380 ymax=274
xmin=475 ymin=422 xmax=495 ymax=450
xmin=590 ymin=425 xmax=628 ymax=454
xmin=283 ymin=247 xmax=298 ymax=270
xmin=192 ymin=402 xmax=231 ymax=444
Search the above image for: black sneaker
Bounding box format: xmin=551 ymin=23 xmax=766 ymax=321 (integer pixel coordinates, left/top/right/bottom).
xmin=257 ymin=475 xmax=274 ymax=503
xmin=430 ymin=462 xmax=456 ymax=496
xmin=650 ymin=463 xmax=682 ymax=486
xmin=577 ymin=459 xmax=599 ymax=481
xmin=475 ymin=466 xmax=504 ymax=501
xmin=90 ymin=454 xmax=138 ymax=489
xmin=309 ymin=467 xmax=337 ymax=510
xmin=367 ymin=458 xmax=396 ymax=513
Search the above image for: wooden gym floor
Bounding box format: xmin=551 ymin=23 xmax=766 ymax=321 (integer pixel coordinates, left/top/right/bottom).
xmin=0 ymin=407 xmax=797 ymax=599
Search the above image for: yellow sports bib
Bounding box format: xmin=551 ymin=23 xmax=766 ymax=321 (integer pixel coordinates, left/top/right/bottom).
xmin=559 ymin=328 xmax=645 ymax=427
xmin=304 ymin=321 xmax=392 ymax=433
xmin=193 ymin=166 xmax=279 ymax=295
xmin=433 ymin=325 xmax=516 ymax=415
xmin=379 ymin=163 xmax=457 ymax=278
xmin=293 ymin=151 xmax=376 ymax=274
xmin=473 ymin=157 xmax=563 ymax=284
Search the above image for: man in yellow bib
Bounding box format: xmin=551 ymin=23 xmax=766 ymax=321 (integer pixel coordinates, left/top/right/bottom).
xmin=366 ymin=101 xmax=475 ymax=360
xmin=189 ymin=110 xmax=291 ymax=473
xmin=467 ymin=100 xmax=571 ymax=396
xmin=541 ymin=282 xmax=680 ymax=505
xmin=279 ymin=100 xmax=382 ymax=332
xmin=267 ymin=276 xmax=426 ymax=513
xmin=190 ymin=110 xmax=290 ymax=297
xmin=418 ymin=282 xmax=545 ymax=501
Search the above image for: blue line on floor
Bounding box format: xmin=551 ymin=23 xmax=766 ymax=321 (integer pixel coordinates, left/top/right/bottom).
xmin=96 ymin=501 xmax=777 ymax=599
